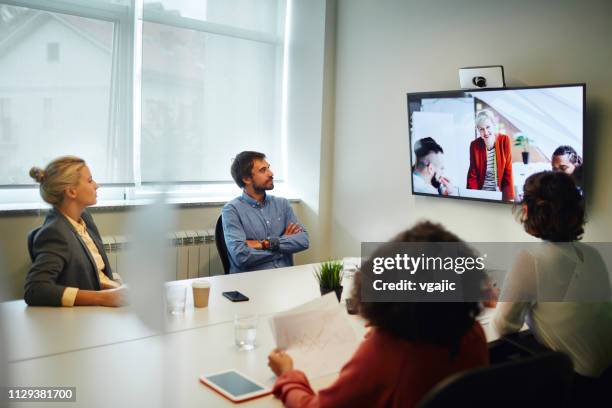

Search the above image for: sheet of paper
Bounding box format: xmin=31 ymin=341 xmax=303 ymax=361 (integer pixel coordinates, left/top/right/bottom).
xmin=268 ymin=293 xmax=338 ymax=338
xmin=269 ymin=293 xmax=360 ymax=379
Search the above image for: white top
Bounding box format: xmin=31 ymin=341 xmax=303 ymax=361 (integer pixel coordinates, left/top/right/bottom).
xmin=493 ymin=242 xmax=612 ymax=377
xmin=412 ymin=172 xmax=439 ymax=195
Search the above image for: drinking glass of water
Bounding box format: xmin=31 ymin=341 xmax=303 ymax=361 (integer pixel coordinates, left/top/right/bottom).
xmin=234 ymin=314 xmax=258 ymax=350
xmin=165 ymin=284 xmax=187 ymax=315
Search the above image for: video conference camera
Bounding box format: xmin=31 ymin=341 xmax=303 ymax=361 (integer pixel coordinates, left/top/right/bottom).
xmin=459 ymin=65 xmax=505 ymax=89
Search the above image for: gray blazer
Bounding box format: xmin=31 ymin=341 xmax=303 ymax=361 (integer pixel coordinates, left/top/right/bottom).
xmin=24 ymin=208 xmax=113 ymax=306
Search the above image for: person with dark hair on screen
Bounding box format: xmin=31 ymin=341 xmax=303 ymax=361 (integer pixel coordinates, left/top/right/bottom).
xmin=494 ymin=172 xmax=612 ymax=401
xmin=466 ymin=110 xmax=514 ymax=201
xmin=552 ymin=145 xmax=583 ymax=188
xmin=412 ymin=137 xmax=453 ymax=195
xmin=25 ymin=156 xmax=128 ymax=307
xmin=268 ymin=221 xmax=489 ymax=408
xmin=221 ymin=151 xmax=309 ymax=273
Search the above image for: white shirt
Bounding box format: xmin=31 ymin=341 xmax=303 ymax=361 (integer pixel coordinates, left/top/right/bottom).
xmin=412 ymin=172 xmax=439 ymax=195
xmin=493 ymin=242 xmax=612 ymax=377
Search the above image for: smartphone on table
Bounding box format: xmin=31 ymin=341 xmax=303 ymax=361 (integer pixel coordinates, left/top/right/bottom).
xmin=222 ymin=291 xmax=249 ymax=302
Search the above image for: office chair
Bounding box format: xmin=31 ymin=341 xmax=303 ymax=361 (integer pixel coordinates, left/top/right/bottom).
xmin=215 ymin=215 xmax=231 ymax=274
xmin=27 ymin=227 xmax=41 ymax=262
xmin=417 ymin=352 xmax=573 ymax=408
xmin=488 ymin=330 xmax=551 ymax=365
xmin=596 ymin=364 xmax=612 ymax=403
xmin=572 ymin=363 xmax=612 ymax=407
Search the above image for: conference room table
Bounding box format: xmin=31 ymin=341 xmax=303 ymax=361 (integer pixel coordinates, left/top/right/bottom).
xmin=0 ymin=263 xmax=502 ymax=408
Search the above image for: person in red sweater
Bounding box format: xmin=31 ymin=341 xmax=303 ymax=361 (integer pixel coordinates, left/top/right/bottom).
xmin=268 ymin=222 xmax=490 ymax=408
xmin=466 ymin=110 xmax=515 ymax=201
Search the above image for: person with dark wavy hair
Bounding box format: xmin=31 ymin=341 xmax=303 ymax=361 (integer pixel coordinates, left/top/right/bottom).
xmin=552 ymin=145 xmax=582 ymax=173
xmin=494 ymin=171 xmax=612 ymax=381
xmin=520 ymin=170 xmax=585 ymax=242
xmin=268 ymin=222 xmax=489 ymax=408
xmin=552 ymin=145 xmax=583 ymax=188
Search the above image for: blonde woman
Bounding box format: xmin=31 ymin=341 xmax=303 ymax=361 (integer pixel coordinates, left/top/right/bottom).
xmin=25 ymin=156 xmax=128 ymax=307
xmin=466 ymin=110 xmax=514 ymax=201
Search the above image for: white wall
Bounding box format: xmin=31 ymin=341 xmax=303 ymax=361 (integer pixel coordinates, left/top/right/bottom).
xmin=330 ymin=0 xmax=612 ymax=257
xmin=285 ymin=0 xmax=336 ymax=263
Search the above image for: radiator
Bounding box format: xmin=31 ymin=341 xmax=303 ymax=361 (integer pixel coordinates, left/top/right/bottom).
xmin=101 ymin=229 xmax=224 ymax=281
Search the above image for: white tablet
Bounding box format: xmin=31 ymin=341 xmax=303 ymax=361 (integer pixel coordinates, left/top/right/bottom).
xmin=199 ymin=370 xmax=272 ymax=403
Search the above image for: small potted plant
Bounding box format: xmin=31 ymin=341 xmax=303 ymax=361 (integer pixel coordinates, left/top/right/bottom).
xmin=314 ymin=260 xmax=344 ymax=302
xmin=513 ymin=134 xmax=533 ymax=164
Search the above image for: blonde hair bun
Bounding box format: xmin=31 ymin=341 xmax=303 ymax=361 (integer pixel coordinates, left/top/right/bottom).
xmin=29 ymin=156 xmax=85 ymax=206
xmin=29 ymin=167 xmax=46 ymax=183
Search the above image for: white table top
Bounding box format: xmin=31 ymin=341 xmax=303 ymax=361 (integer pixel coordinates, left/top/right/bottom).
xmin=6 ymin=310 xmax=368 ymax=408
xmin=1 ymin=263 xmax=322 ymax=363
xmin=2 ymin=263 xmax=503 ymax=407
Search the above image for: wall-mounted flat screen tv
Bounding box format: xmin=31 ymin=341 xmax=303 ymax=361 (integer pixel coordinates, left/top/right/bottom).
xmin=407 ymin=84 xmax=585 ymax=203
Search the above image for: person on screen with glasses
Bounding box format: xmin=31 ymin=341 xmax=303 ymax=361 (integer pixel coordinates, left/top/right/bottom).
xmin=25 ymin=156 xmax=127 ymax=307
xmin=221 ymin=151 xmax=309 ymax=273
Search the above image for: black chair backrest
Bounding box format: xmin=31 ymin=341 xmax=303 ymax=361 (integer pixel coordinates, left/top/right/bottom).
xmin=27 ymin=227 xmax=41 ymax=262
xmin=576 ymin=363 xmax=612 ymax=407
xmin=215 ymin=215 xmax=231 ymax=274
xmin=417 ymin=352 xmax=573 ymax=408
xmin=595 ymin=363 xmax=612 ymax=404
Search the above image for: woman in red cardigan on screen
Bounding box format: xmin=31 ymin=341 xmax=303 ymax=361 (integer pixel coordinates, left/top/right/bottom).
xmin=268 ymin=222 xmax=489 ymax=408
xmin=466 ymin=110 xmax=515 ymax=201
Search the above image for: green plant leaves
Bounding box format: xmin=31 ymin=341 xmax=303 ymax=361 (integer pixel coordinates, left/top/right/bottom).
xmin=313 ymin=260 xmax=344 ymax=290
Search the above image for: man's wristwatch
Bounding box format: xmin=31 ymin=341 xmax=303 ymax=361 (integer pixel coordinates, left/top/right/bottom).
xmin=260 ymin=238 xmax=280 ymax=251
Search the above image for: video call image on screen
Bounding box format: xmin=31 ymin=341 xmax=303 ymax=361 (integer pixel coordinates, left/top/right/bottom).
xmin=407 ymin=85 xmax=584 ymax=203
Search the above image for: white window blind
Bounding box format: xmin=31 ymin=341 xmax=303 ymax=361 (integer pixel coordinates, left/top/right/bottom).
xmin=140 ymin=0 xmax=286 ymax=184
xmin=0 ymin=0 xmax=287 ymax=206
xmin=0 ymin=1 xmax=134 ymax=187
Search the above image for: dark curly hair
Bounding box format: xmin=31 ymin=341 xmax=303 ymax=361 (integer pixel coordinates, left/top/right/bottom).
xmin=230 ymin=151 xmax=266 ymax=188
xmin=518 ymin=171 xmax=585 ymax=241
xmin=552 ymin=145 xmax=583 ymax=167
xmin=353 ymin=221 xmax=484 ymax=357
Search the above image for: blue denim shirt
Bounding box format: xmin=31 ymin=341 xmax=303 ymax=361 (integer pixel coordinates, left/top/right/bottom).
xmin=221 ymin=192 xmax=309 ymax=273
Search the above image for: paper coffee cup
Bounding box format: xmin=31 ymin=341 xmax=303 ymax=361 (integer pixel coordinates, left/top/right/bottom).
xmin=192 ymin=280 xmax=211 ymax=308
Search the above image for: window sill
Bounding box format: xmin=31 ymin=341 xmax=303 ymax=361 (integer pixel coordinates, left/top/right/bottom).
xmin=0 ymin=194 xmax=302 ymax=216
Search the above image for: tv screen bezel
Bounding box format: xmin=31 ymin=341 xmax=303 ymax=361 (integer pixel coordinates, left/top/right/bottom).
xmin=406 ymin=83 xmax=586 ymax=205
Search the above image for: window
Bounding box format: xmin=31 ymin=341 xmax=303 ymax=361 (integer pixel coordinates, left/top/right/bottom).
xmin=42 ymin=97 xmax=53 ymax=128
xmin=0 ymin=0 xmax=287 ymax=207
xmin=0 ymin=1 xmax=133 ymax=189
xmin=0 ymin=98 xmax=11 ymax=141
xmin=139 ymin=0 xmax=286 ymax=184
xmin=46 ymin=42 xmax=59 ymax=62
